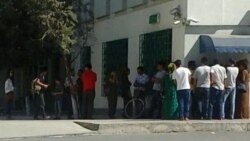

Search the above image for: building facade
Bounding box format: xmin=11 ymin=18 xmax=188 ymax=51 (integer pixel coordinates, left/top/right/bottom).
xmin=73 ymin=0 xmax=250 ymax=109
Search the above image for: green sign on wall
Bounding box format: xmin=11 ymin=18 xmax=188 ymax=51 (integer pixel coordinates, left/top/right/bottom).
xmin=149 ymin=13 xmax=160 ymax=24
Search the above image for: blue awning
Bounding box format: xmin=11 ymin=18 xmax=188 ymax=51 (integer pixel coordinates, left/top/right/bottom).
xmin=199 ymin=35 xmax=250 ymax=53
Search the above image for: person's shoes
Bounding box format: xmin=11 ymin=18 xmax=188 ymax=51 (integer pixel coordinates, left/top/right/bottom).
xmin=185 ymin=117 xmax=189 ymax=121
xmin=6 ymin=116 xmax=13 ymax=120
xmin=43 ymin=116 xmax=51 ymax=120
xmin=34 ymin=117 xmax=40 ymax=120
xmin=179 ymin=117 xmax=185 ymax=121
xmin=67 ymin=116 xmax=74 ymax=119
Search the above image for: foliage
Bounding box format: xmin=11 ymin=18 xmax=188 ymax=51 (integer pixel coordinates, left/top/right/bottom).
xmin=0 ymin=0 xmax=93 ymax=68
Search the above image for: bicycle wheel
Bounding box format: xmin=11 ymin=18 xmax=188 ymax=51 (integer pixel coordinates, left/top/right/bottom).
xmin=124 ymin=98 xmax=145 ymax=119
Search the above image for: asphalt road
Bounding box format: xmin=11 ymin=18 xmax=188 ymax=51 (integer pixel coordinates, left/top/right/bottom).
xmin=3 ymin=132 xmax=250 ymax=141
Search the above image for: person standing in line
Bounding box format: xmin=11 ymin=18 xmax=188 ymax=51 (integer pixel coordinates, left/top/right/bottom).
xmin=149 ymin=61 xmax=166 ymax=119
xmin=4 ymin=69 xmax=15 ymax=120
xmin=64 ymin=69 xmax=77 ymax=119
xmin=222 ymin=59 xmax=239 ymax=119
xmin=210 ymin=59 xmax=227 ymax=120
xmin=134 ymin=66 xmax=149 ymax=118
xmin=52 ymin=78 xmax=64 ymax=120
xmin=105 ymin=71 xmax=119 ymax=119
xmin=161 ymin=63 xmax=178 ymax=120
xmin=235 ymin=59 xmax=249 ymax=119
xmin=81 ymin=63 xmax=97 ymax=119
xmin=134 ymin=67 xmax=149 ymax=106
xmin=172 ymin=60 xmax=192 ymax=120
xmin=188 ymin=61 xmax=198 ymax=119
xmin=76 ymin=69 xmax=83 ymax=118
xmin=32 ymin=68 xmax=49 ymax=120
xmin=120 ymin=68 xmax=132 ymax=118
xmin=193 ymin=57 xmax=211 ymax=119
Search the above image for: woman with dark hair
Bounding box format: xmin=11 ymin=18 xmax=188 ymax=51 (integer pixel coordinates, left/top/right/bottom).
xmin=5 ymin=69 xmax=15 ymax=119
xmin=105 ymin=71 xmax=118 ymax=119
xmin=235 ymin=59 xmax=249 ymax=119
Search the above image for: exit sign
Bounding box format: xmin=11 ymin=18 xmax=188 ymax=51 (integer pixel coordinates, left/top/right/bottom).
xmin=149 ymin=13 xmax=160 ymax=24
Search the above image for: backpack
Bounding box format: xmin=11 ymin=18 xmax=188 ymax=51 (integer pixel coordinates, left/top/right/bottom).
xmin=31 ymin=78 xmax=42 ymax=94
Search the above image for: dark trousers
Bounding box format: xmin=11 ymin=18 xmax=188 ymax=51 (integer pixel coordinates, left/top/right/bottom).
xmin=209 ymin=87 xmax=224 ymax=119
xmin=107 ymin=95 xmax=118 ymax=118
xmin=65 ymin=89 xmax=73 ymax=118
xmin=149 ymin=90 xmax=162 ymax=119
xmin=78 ymin=92 xmax=83 ymax=118
xmin=33 ymin=93 xmax=46 ymax=118
xmin=196 ymin=88 xmax=210 ymax=119
xmin=177 ymin=89 xmax=191 ymax=119
xmin=54 ymin=95 xmax=63 ymax=118
xmin=5 ymin=93 xmax=14 ymax=118
xmin=82 ymin=90 xmax=95 ymax=119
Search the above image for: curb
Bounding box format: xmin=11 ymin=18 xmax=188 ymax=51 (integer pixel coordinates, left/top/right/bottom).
xmin=75 ymin=120 xmax=250 ymax=134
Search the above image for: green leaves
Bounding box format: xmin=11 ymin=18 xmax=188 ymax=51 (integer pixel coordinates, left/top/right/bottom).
xmin=0 ymin=0 xmax=81 ymax=67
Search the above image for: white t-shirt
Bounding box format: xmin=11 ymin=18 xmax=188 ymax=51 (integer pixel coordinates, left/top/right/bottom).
xmin=5 ymin=78 xmax=14 ymax=94
xmin=225 ymin=66 xmax=239 ymax=88
xmin=172 ymin=67 xmax=191 ymax=90
xmin=211 ymin=64 xmax=227 ymax=90
xmin=193 ymin=65 xmax=211 ymax=88
xmin=152 ymin=70 xmax=166 ymax=91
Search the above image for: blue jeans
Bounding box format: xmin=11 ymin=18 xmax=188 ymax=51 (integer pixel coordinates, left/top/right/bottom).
xmin=222 ymin=87 xmax=236 ymax=119
xmin=209 ymin=87 xmax=224 ymax=119
xmin=196 ymin=88 xmax=210 ymax=119
xmin=177 ymin=89 xmax=191 ymax=118
xmin=54 ymin=95 xmax=63 ymax=118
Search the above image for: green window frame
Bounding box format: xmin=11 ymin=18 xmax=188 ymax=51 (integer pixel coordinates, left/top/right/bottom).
xmin=139 ymin=29 xmax=172 ymax=76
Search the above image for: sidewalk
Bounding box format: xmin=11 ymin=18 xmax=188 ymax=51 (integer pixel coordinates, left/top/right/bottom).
xmin=0 ymin=120 xmax=93 ymax=139
xmin=0 ymin=119 xmax=250 ymax=139
xmin=75 ymin=119 xmax=250 ymax=134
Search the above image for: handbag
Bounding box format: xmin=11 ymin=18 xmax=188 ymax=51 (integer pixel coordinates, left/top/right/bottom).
xmin=236 ymin=83 xmax=247 ymax=93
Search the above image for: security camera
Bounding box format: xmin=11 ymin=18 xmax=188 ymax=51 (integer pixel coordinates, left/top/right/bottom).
xmin=170 ymin=6 xmax=181 ymax=20
xmin=174 ymin=20 xmax=181 ymax=25
xmin=187 ymin=18 xmax=199 ymax=23
xmin=170 ymin=8 xmax=179 ymax=16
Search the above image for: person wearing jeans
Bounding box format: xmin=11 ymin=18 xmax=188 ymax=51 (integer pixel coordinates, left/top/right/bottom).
xmin=210 ymin=59 xmax=227 ymax=119
xmin=222 ymin=59 xmax=238 ymax=119
xmin=209 ymin=87 xmax=224 ymax=119
xmin=172 ymin=60 xmax=191 ymax=120
xmin=176 ymin=89 xmax=191 ymax=119
xmin=193 ymin=57 xmax=211 ymax=119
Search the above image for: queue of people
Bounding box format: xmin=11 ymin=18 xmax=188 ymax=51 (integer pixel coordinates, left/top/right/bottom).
xmin=2 ymin=58 xmax=250 ymax=120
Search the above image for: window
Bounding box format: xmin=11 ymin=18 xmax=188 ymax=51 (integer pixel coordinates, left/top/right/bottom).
xmin=139 ymin=29 xmax=172 ymax=76
xmin=94 ymin=0 xmax=110 ymax=18
xmin=127 ymin=0 xmax=147 ymax=8
xmin=102 ymin=39 xmax=128 ymax=95
xmin=110 ymin=0 xmax=127 ymax=13
xmin=80 ymin=46 xmax=91 ymax=69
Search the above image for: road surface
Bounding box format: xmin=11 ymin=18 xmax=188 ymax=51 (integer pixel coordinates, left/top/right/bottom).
xmin=3 ymin=131 xmax=250 ymax=141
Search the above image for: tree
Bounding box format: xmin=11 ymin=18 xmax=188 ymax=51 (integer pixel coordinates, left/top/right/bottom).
xmin=0 ymin=0 xmax=94 ymax=69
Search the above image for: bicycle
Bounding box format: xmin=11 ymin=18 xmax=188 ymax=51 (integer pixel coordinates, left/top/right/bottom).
xmin=124 ymin=88 xmax=146 ymax=119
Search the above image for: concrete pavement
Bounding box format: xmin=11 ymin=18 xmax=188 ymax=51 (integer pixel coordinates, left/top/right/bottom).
xmin=1 ymin=119 xmax=250 ymax=139
xmin=0 ymin=120 xmax=93 ymax=139
xmin=75 ymin=119 xmax=250 ymax=134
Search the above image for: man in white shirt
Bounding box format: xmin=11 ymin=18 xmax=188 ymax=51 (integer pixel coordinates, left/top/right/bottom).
xmin=172 ymin=60 xmax=191 ymax=120
xmin=193 ymin=57 xmax=211 ymax=119
xmin=210 ymin=59 xmax=227 ymax=119
xmin=222 ymin=59 xmax=239 ymax=119
xmin=149 ymin=62 xmax=166 ymax=119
